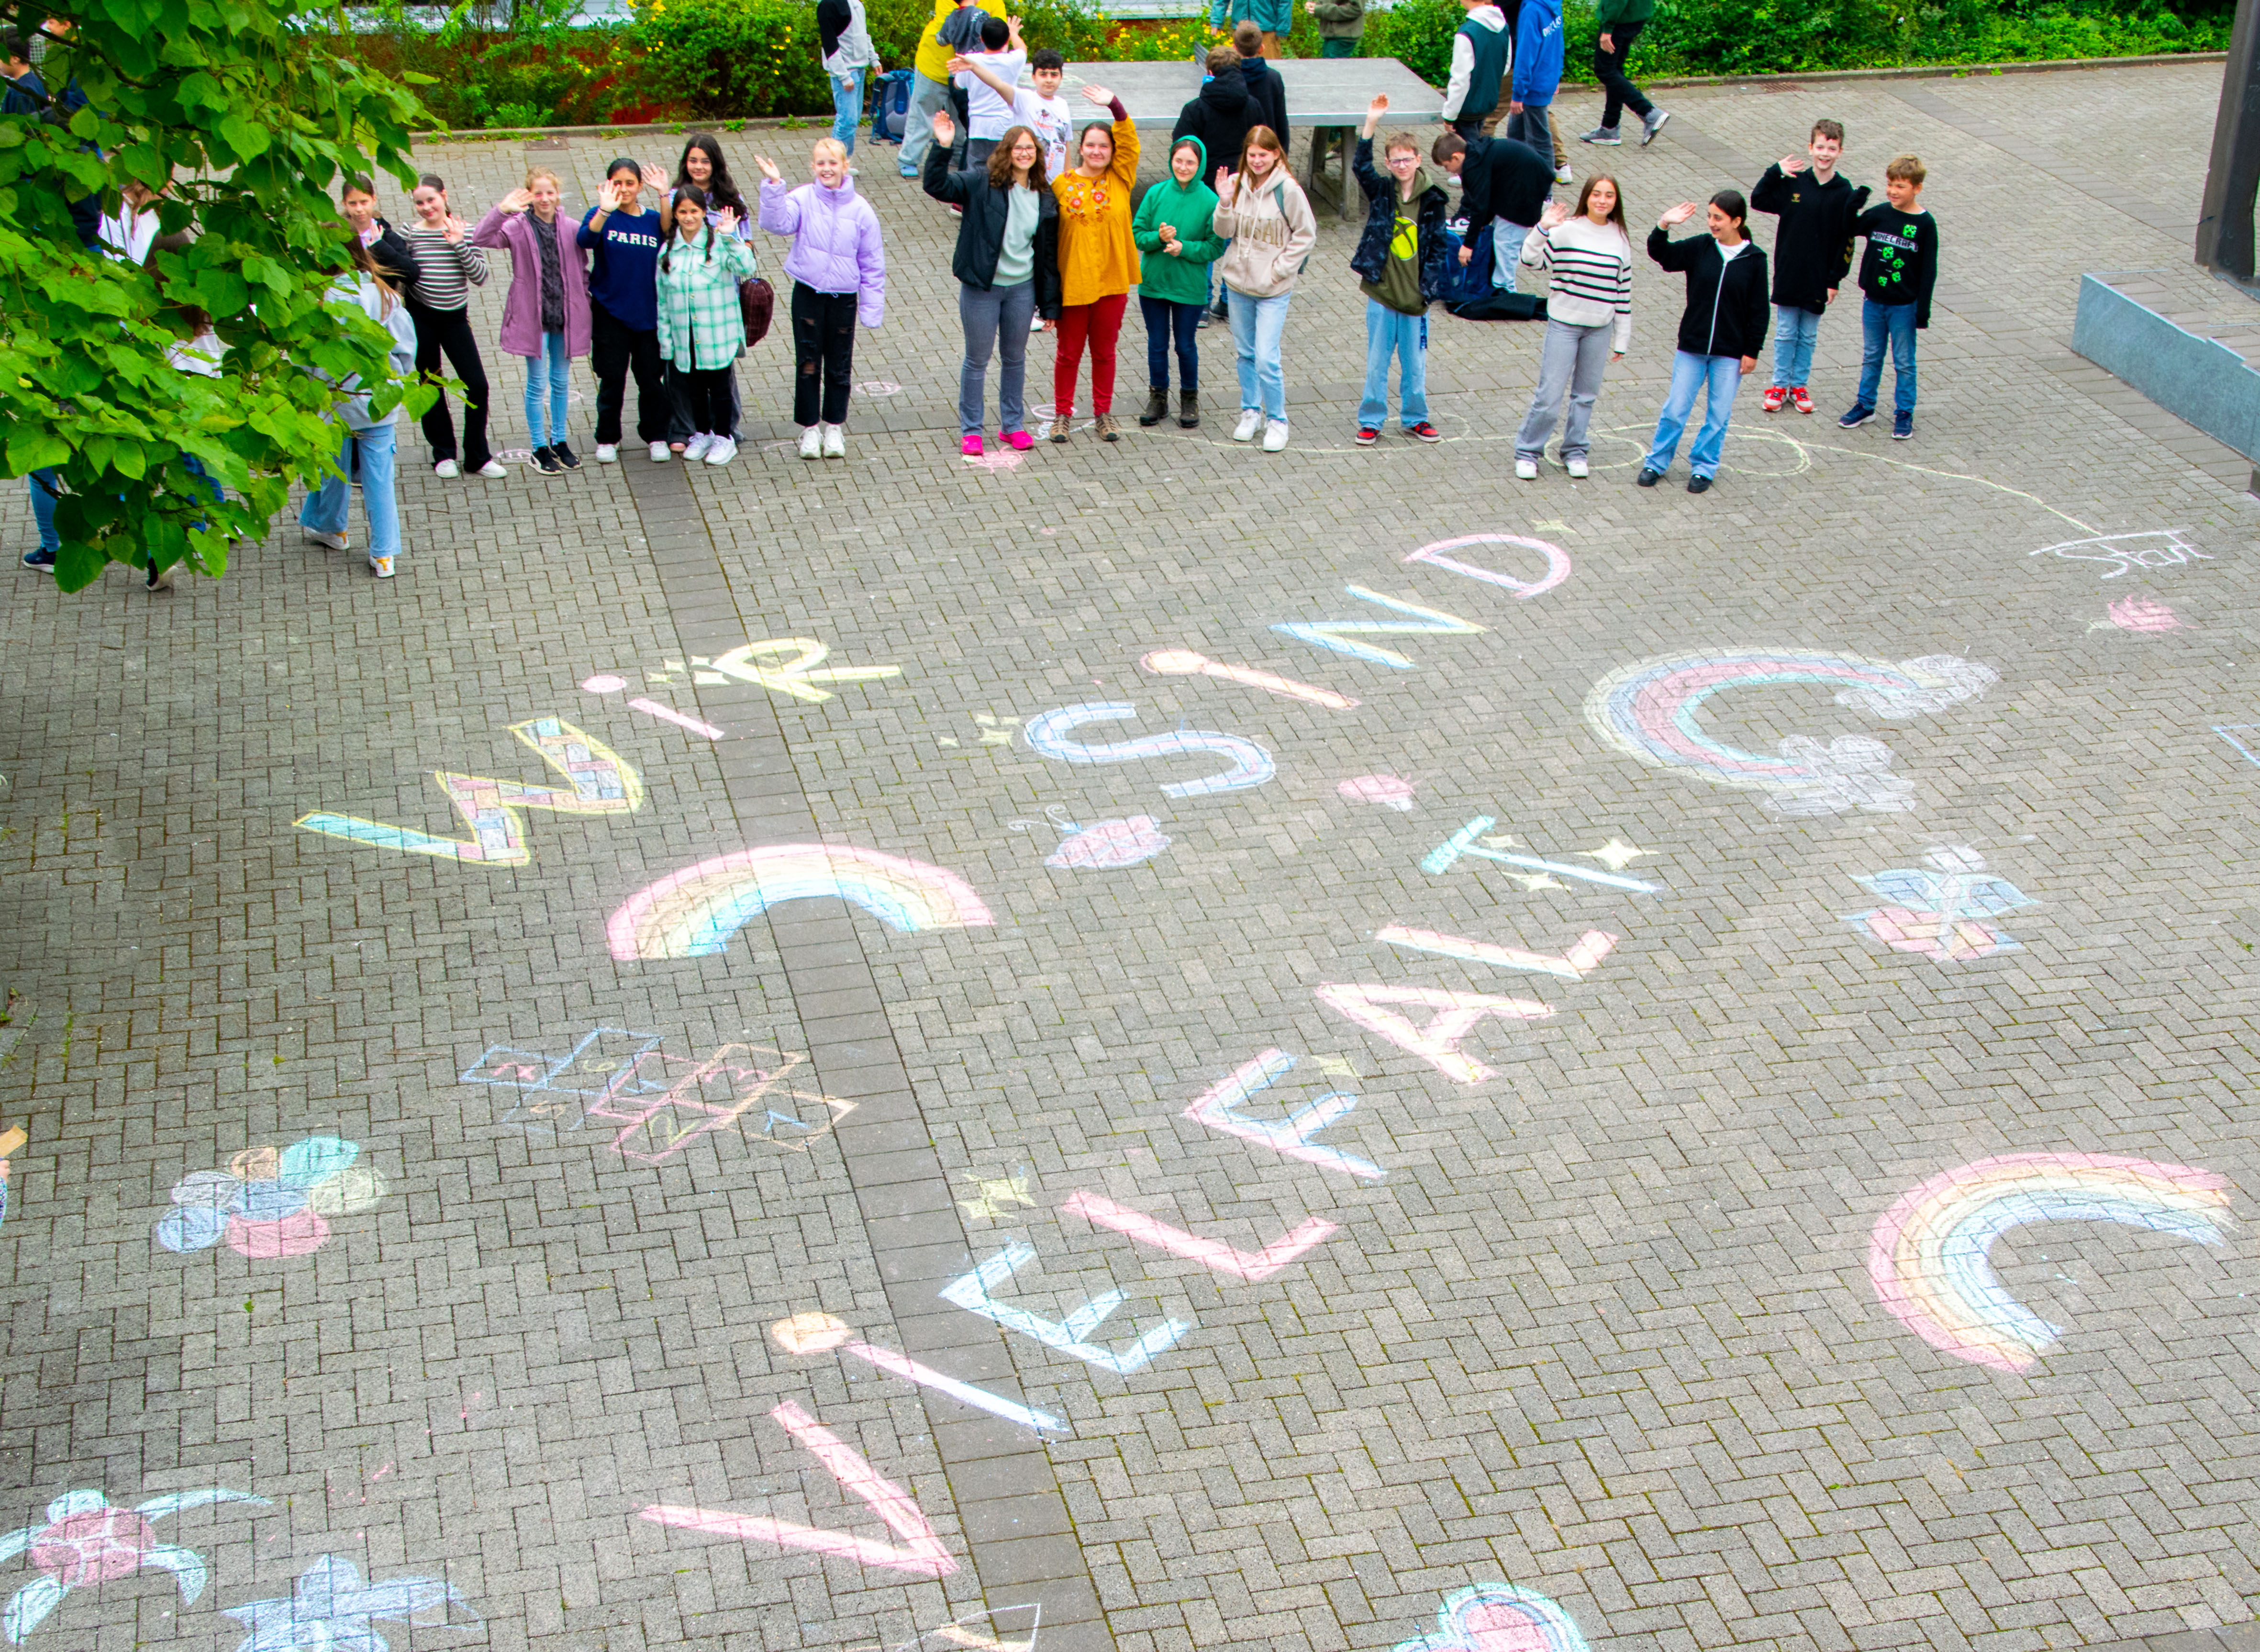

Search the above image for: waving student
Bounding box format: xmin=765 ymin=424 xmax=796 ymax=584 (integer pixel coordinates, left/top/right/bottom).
xmin=1512 ymin=175 xmax=1634 ymax=480
xmin=1212 ymin=124 xmax=1316 ymax=453
xmin=1636 ymin=190 xmax=1768 ymax=493
xmin=1049 ymin=84 xmax=1138 ymax=444
xmin=757 ymin=140 xmax=888 ymax=459
xmin=473 ymin=168 xmax=593 ymax=476
xmin=655 ymin=189 xmax=757 ymax=465
xmin=401 ymin=173 xmax=502 ymax=479
xmin=926 ymin=110 xmax=1061 ymax=455
xmin=579 ymin=157 xmax=673 ymax=462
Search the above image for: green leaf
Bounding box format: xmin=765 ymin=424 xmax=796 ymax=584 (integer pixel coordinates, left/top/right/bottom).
xmin=7 ymin=431 xmax=71 ymax=473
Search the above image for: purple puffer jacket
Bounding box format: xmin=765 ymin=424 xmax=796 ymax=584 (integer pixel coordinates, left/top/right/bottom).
xmin=757 ymin=177 xmax=887 ymax=329
xmin=471 ymin=205 xmax=592 ymax=358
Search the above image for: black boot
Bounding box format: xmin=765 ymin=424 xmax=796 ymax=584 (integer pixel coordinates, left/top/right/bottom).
xmin=1178 ymin=390 xmax=1200 ymax=429
xmin=1139 ymin=387 xmax=1169 ymax=426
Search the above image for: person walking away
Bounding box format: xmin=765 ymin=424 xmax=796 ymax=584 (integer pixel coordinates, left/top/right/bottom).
xmin=1132 ymin=135 xmax=1224 ymax=428
xmin=818 ymin=0 xmax=880 ymax=158
xmin=1350 ymin=95 xmax=1447 ymax=445
xmin=1512 ymin=175 xmax=1632 ymax=479
xmin=404 ymin=173 xmax=503 ymax=479
xmin=300 ymin=243 xmax=417 ymax=579
xmin=1306 ymin=0 xmax=1363 ymax=57
xmin=757 ymin=139 xmax=888 ymax=459
xmin=953 ymin=46 xmax=1074 ymax=181
xmin=475 ymin=168 xmax=593 ymax=476
xmin=1751 ymin=119 xmax=1865 ymax=415
xmin=660 ymin=135 xmax=754 ymax=452
xmin=1172 ymin=48 xmax=1255 ymax=327
xmin=927 ymin=114 xmax=1059 ymax=453
xmin=1431 ymin=127 xmax=1549 ymax=293
xmin=1837 ymin=153 xmax=1936 ymax=440
xmin=1439 ymin=0 xmax=1510 ymax=141
xmin=655 ymin=189 xmax=757 ymax=464
xmin=1213 ymin=125 xmax=1316 ymax=453
xmin=903 ymin=0 xmax=999 ymax=177
xmin=1050 ymin=86 xmax=1139 ymax=443
xmin=1507 ymin=0 xmax=1566 ymax=184
xmin=579 ymin=157 xmax=674 ymax=462
xmin=1235 ymin=23 xmax=1289 ymax=142
xmin=1637 ymin=190 xmax=1768 ymax=492
xmin=1584 ymin=0 xmax=1667 ymax=147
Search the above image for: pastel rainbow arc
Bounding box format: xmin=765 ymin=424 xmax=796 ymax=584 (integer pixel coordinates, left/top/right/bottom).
xmin=610 ymin=846 xmax=995 ymax=960
xmin=1868 ymin=1152 xmax=2232 ymax=1373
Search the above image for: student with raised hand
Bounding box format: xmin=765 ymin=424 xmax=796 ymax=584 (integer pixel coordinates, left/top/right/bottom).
xmin=402 ymin=173 xmax=501 ymax=480
xmin=655 ymin=188 xmax=757 ymax=466
xmin=1350 ymin=95 xmax=1447 ymax=446
xmin=1512 ymin=175 xmax=1632 ymax=480
xmin=1637 ymin=190 xmax=1768 ymax=494
xmin=926 ymin=111 xmax=1060 ymax=456
xmin=1213 ymin=124 xmax=1315 ymax=454
xmin=952 ymin=11 xmax=1025 ymax=173
xmin=756 ymin=140 xmax=887 ymax=460
xmin=1049 ymin=84 xmax=1139 ymax=444
xmin=474 ymin=167 xmax=593 ymax=477
xmin=660 ymin=135 xmax=754 ymax=453
xmin=1132 ymin=134 xmax=1223 ymax=429
xmin=1752 ymin=119 xmax=1864 ymax=416
xmin=950 ymin=45 xmax=1074 ymax=181
xmin=300 ymin=240 xmax=418 ymax=580
xmin=580 ymin=157 xmax=674 ymax=463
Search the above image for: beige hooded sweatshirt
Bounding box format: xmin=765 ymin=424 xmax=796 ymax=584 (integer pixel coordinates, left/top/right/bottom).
xmin=1214 ymin=167 xmax=1318 ymax=299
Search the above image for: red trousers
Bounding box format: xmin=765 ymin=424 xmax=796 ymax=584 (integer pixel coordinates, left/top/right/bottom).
xmin=1054 ymin=292 xmax=1129 ymax=417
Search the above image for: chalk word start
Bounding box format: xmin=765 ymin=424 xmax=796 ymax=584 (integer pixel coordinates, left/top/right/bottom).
xmin=2028 ymin=527 xmax=2209 ymax=580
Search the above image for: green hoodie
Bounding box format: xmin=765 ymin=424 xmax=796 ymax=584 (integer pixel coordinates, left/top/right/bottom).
xmin=1132 ymin=136 xmax=1225 ymax=306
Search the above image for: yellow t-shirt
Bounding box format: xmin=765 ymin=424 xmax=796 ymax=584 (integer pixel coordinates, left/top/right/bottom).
xmin=1052 ymin=119 xmax=1143 ymax=307
xmin=914 ymin=0 xmax=1007 ymax=82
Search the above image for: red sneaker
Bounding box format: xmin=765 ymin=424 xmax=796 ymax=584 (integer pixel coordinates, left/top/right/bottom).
xmin=960 ymin=434 xmax=984 ymax=457
xmin=1356 ymin=426 xmax=1380 ymax=446
xmin=1003 ymin=430 xmax=1035 ymax=451
xmin=1792 ymin=385 xmax=1815 ymax=414
xmin=1761 ymin=386 xmax=1787 ymax=413
xmin=1407 ymin=422 xmax=1443 ymax=443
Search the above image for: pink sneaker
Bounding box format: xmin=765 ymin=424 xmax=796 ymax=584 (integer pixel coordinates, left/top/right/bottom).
xmin=961 ymin=434 xmax=984 ymax=456
xmin=1003 ymin=430 xmax=1035 ymax=451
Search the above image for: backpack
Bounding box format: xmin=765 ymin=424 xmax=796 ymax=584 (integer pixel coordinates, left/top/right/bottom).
xmin=871 ymin=68 xmax=913 ymax=144
xmin=1437 ymin=219 xmax=1494 ymax=304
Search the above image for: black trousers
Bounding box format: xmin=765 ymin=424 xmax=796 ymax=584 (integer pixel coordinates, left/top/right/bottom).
xmin=409 ymin=302 xmax=492 ymax=469
xmin=590 ymin=301 xmax=666 ymax=446
xmin=791 ymin=283 xmax=858 ymax=428
xmin=671 ymin=365 xmax=735 ymax=436
xmin=666 ymin=357 xmax=741 ymax=443
xmin=1595 ymin=19 xmax=1654 ymax=127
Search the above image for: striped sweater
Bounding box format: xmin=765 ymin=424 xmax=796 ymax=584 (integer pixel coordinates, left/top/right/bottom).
xmin=402 ymin=225 xmax=490 ymax=311
xmin=1521 ymin=216 xmax=1633 ymax=353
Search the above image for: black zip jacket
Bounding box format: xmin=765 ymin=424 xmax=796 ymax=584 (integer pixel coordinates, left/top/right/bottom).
xmin=1648 ymin=226 xmax=1770 ymax=358
xmin=1350 ymin=138 xmax=1448 ymax=301
xmin=369 ymin=215 xmax=423 ymax=302
xmin=923 ymin=141 xmax=1064 ymax=320
xmin=1749 ymin=164 xmax=1867 ymax=314
xmin=1173 ymin=69 xmax=1256 ymax=179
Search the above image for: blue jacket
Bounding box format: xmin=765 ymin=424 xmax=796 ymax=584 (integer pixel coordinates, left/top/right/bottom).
xmin=1512 ymin=0 xmax=1563 ymax=104
xmin=579 ymin=205 xmax=664 ymax=333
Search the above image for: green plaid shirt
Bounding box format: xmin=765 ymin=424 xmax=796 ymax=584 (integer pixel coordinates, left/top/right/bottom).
xmin=656 ymin=229 xmax=757 ymax=370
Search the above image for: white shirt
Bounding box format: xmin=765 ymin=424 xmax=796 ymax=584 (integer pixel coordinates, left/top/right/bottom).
xmin=958 ymin=47 xmax=1026 ymax=140
xmin=1717 ymin=238 xmax=1748 ymax=260
xmin=99 ymin=205 xmax=160 ymax=265
xmin=1008 ymin=86 xmax=1073 ymax=181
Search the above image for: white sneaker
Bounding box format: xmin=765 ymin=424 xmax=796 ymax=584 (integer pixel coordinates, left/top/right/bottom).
xmin=648 ymin=441 xmax=671 ymax=463
xmin=474 ymin=460 xmax=506 ymax=479
xmin=1566 ymin=454 xmax=1589 ymax=479
xmin=1232 ymin=409 xmax=1263 ymax=443
xmin=433 ymin=458 xmax=459 ymax=479
xmin=1261 ymin=418 xmax=1289 ymax=453
xmin=368 ymin=554 xmax=395 ymax=578
xmin=682 ymin=433 xmax=716 ymax=461
xmin=822 ymin=423 xmax=846 ymax=458
xmin=1515 ymin=458 xmax=1539 ymax=480
xmin=704 ymin=436 xmax=738 ymax=465
xmin=1555 ymin=165 xmax=1573 ymax=184
xmin=303 ymin=528 xmax=348 ymax=551
xmin=595 ymin=443 xmax=619 ymax=463
xmin=798 ymin=425 xmax=823 ymax=460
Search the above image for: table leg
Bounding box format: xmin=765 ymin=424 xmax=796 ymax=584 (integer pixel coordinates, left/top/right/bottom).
xmin=1339 ymin=127 xmax=1355 ymax=221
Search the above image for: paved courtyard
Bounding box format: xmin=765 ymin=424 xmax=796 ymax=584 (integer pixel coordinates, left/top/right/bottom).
xmin=1 ymin=54 xmax=2258 ymax=1652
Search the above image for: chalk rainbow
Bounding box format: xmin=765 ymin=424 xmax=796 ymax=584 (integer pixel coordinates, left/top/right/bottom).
xmin=1868 ymin=1152 xmax=2233 ymax=1373
xmin=609 ymin=846 xmax=995 ymax=959
xmin=1584 ymin=649 xmax=1995 ymax=794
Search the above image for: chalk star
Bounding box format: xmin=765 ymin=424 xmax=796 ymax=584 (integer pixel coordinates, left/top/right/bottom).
xmin=1582 ymin=838 xmax=1652 ymax=872
xmin=1507 ymin=872 xmax=1567 ymax=891
xmin=958 ymin=1167 xmax=1037 ymax=1222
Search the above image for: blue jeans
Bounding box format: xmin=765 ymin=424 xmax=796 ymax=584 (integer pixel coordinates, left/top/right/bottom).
xmin=1358 ymin=299 xmax=1428 ymax=428
xmin=300 ymin=424 xmax=400 ymax=563
xmin=1771 ymin=304 xmax=1821 ymax=388
xmin=902 ymin=69 xmax=950 ymax=172
xmin=1228 ymin=287 xmax=1291 ymax=422
xmin=1141 ymin=294 xmax=1200 ymax=394
xmin=1492 ymin=219 xmax=1534 ymax=292
xmin=1643 ymin=350 xmax=1743 ymax=479
xmin=27 ymin=469 xmax=59 ymax=555
xmin=523 ymin=330 xmax=569 ymax=448
xmin=958 ymin=277 xmax=1036 ymax=435
xmin=831 ymin=67 xmax=864 ymax=154
xmin=1856 ymin=298 xmax=1918 ymax=414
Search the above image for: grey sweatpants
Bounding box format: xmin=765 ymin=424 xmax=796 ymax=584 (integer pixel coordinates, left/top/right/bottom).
xmin=1515 ymin=316 xmax=1614 ymax=462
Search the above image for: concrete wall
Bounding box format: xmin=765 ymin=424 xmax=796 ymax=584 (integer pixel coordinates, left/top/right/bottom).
xmin=2072 ymin=271 xmax=2260 ymax=459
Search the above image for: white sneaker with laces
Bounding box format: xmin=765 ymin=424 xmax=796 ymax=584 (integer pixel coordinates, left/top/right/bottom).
xmin=648 ymin=441 xmax=671 ymax=463
xmin=704 ymin=436 xmax=738 ymax=465
xmin=303 ymin=528 xmax=348 ymax=552
xmin=799 ymin=425 xmax=824 ymax=459
xmin=1261 ymin=419 xmax=1289 ymax=453
xmin=434 ymin=458 xmax=460 ymax=479
xmin=595 ymin=443 xmax=619 ymax=463
xmin=682 ymin=433 xmax=716 ymax=461
xmin=1555 ymin=165 xmax=1573 ymax=184
xmin=822 ymin=423 xmax=846 ymax=458
xmin=1515 ymin=458 xmax=1539 ymax=480
xmin=1566 ymin=454 xmax=1590 ymax=479
xmin=368 ymin=554 xmax=395 ymax=579
xmin=475 ymin=460 xmax=506 ymax=479
xmin=1232 ymin=409 xmax=1263 ymax=443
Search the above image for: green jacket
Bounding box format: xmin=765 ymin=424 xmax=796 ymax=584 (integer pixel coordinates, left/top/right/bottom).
xmin=1132 ymin=138 xmax=1225 ymax=306
xmin=1593 ymin=0 xmax=1653 ymax=27
xmin=1311 ymin=0 xmax=1364 ymax=36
